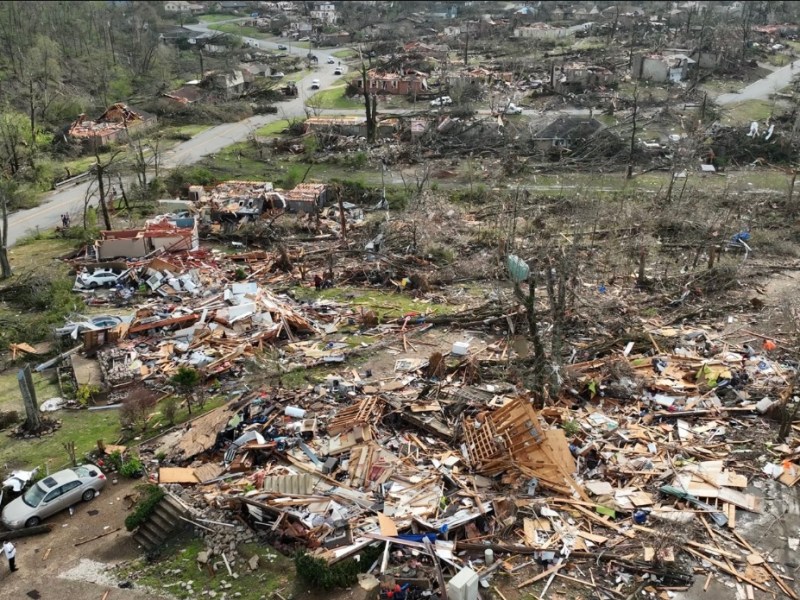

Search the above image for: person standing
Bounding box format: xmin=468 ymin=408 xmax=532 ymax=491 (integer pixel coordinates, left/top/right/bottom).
xmin=2 ymin=539 xmax=17 ymax=572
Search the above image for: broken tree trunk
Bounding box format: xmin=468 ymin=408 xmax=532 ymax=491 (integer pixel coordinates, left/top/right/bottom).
xmin=18 ymin=364 xmax=41 ymax=432
xmin=1 ymin=523 xmax=53 ymax=540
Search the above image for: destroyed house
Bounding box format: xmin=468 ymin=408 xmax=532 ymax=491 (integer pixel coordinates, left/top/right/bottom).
xmin=96 ymin=216 xmax=199 ymax=260
xmin=445 ymin=67 xmax=513 ymax=87
xmin=632 ymin=53 xmax=695 ymax=83
xmin=513 ymin=23 xmax=572 ymax=39
xmin=207 ymin=181 xmax=275 ymax=221
xmin=358 ymin=70 xmax=428 ymax=95
xmin=551 ymin=63 xmax=615 ymax=92
xmin=67 ymin=103 xmax=156 ymax=149
xmin=532 ymin=116 xmax=602 ymax=152
xmin=207 ymin=70 xmax=246 ymax=98
xmin=304 ymin=116 xmax=398 ymax=137
xmin=276 ymin=183 xmax=329 ymax=214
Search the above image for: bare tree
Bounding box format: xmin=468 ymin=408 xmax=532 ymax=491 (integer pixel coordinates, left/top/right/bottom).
xmin=0 ymin=179 xmax=13 ymax=278
xmin=93 ymin=149 xmax=123 ymax=231
xmin=626 ymin=84 xmax=639 ymax=179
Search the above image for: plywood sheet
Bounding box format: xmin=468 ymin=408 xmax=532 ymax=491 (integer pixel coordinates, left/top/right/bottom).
xmin=159 ymin=467 xmax=199 ymax=484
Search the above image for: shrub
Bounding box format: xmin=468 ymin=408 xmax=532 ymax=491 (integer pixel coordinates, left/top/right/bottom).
xmin=294 ymin=546 xmax=382 ymax=590
xmin=107 ymin=450 xmax=124 ymax=472
xmin=161 ymin=396 xmax=179 ymax=426
xmin=124 ymin=484 xmax=165 ymax=531
xmin=563 ymin=419 xmax=581 ymax=437
xmin=76 ymin=383 xmax=101 ymax=407
xmin=120 ymin=454 xmax=144 ymax=479
xmin=120 ymin=394 xmax=158 ymax=433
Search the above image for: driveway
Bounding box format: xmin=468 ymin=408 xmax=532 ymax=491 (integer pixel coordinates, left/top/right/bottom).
xmin=0 ymin=477 xmax=169 ymax=599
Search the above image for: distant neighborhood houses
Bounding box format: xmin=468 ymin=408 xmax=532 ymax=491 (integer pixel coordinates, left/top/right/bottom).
xmin=164 ymin=1 xmax=205 ymax=14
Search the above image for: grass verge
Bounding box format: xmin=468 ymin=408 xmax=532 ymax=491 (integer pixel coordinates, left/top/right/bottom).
xmin=308 ymin=86 xmax=361 ymax=110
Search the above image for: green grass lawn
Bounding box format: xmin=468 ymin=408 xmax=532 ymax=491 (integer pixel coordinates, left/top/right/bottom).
xmin=284 ymin=68 xmax=312 ymax=82
xmin=199 ymin=13 xmax=240 ymax=23
xmin=767 ymin=53 xmax=792 ymax=67
xmin=293 ymin=286 xmax=457 ymax=319
xmin=308 ymin=86 xmax=361 ymax=110
xmin=332 ymin=48 xmax=358 ymax=59
xmin=0 ymin=407 xmax=120 ymax=472
xmin=169 ymin=124 xmax=212 ymax=137
xmin=209 ymin=23 xmax=265 ymax=38
xmin=721 ymin=99 xmax=777 ymax=125
xmin=255 ymin=119 xmax=292 ymax=136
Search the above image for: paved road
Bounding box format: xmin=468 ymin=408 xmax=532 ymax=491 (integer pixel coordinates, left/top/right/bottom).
xmin=717 ymin=59 xmax=800 ymax=105
xmin=6 ymin=24 xmax=347 ymax=246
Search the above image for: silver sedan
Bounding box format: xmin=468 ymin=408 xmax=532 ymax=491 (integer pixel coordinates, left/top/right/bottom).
xmin=1 ymin=464 xmax=106 ymax=529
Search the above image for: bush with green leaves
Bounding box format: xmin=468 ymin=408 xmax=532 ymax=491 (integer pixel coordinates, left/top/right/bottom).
xmin=294 ymin=545 xmax=382 ymax=590
xmin=120 ymin=454 xmax=144 ymax=479
xmin=161 ymin=396 xmax=179 ymax=426
xmin=124 ymin=484 xmax=165 ymax=531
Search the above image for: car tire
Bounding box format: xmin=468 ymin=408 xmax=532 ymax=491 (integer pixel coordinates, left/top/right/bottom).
xmin=82 ymin=489 xmax=96 ymax=502
xmin=89 ymin=282 xmax=99 ymax=289
xmin=25 ymin=516 xmax=41 ymax=528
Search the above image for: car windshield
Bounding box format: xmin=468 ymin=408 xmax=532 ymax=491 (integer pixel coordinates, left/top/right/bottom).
xmin=72 ymin=465 xmax=96 ymax=478
xmin=22 ymin=482 xmax=47 ymax=507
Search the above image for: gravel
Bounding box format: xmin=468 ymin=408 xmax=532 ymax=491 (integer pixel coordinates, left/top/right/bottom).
xmin=60 ymin=559 xmax=120 ymax=586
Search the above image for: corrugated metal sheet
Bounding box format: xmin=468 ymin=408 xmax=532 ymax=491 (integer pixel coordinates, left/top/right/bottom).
xmin=262 ymin=473 xmax=322 ymax=496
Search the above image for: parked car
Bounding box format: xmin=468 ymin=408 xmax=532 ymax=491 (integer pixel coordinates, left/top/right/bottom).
xmin=298 ymin=36 xmax=310 ymax=42
xmin=327 ymin=57 xmax=335 ymax=64
xmin=311 ymin=79 xmax=321 ymax=89
xmin=277 ymin=44 xmax=287 ymax=50
xmin=78 ymin=269 xmax=120 ymax=289
xmin=334 ymin=68 xmax=343 ymax=75
xmin=1 ymin=464 xmax=106 ymax=529
xmin=430 ymin=96 xmax=453 ymax=107
xmin=270 ymin=71 xmax=285 ymax=79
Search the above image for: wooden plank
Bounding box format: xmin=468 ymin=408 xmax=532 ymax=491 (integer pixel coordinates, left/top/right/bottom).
xmin=717 ymin=487 xmax=763 ymax=513
xmin=517 ymin=561 xmax=566 ymax=589
xmin=564 ymin=502 xmax=635 ymax=538
xmin=523 ymin=518 xmax=536 ymax=546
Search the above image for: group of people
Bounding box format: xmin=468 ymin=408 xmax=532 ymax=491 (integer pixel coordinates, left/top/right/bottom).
xmin=60 ymin=213 xmax=71 ymax=229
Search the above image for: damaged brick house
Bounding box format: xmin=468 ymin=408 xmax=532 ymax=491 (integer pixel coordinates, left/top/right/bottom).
xmin=632 ymin=52 xmax=696 ymax=83
xmin=551 ymin=63 xmax=615 ymax=93
xmin=357 ymin=69 xmax=429 ymax=96
xmin=66 ymin=103 xmax=157 ymax=150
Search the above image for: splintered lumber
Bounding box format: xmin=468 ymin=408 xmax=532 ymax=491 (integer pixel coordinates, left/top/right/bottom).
xmin=684 ymin=548 xmax=769 ymax=593
xmin=463 ymin=398 xmax=587 ymax=499
xmin=559 ymin=501 xmax=635 ymax=538
xmin=517 ymin=561 xmax=566 ymax=589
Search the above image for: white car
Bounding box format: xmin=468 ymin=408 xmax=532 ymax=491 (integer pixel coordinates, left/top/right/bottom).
xmin=311 ymin=79 xmax=321 ymax=89
xmin=78 ymin=269 xmax=120 ymax=289
xmin=430 ymin=96 xmax=452 ymax=107
xmin=327 ymin=57 xmax=335 ymax=64
xmin=1 ymin=464 xmax=106 ymax=529
xmin=501 ymin=103 xmax=523 ymax=115
xmin=334 ymin=68 xmax=343 ymax=75
xmin=270 ymin=72 xmax=285 ymax=79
